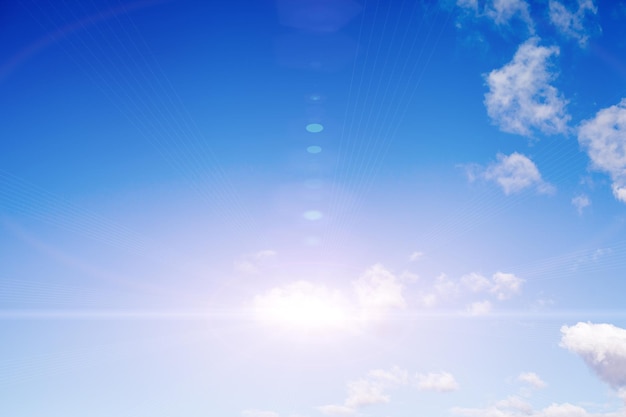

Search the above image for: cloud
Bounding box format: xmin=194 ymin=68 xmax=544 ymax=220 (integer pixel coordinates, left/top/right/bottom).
xmin=549 ymin=0 xmax=599 ymax=46
xmin=480 ymin=152 xmax=555 ymax=195
xmin=453 ymin=400 xmax=601 ymax=417
xmin=242 ymin=410 xmax=280 ymax=417
xmin=466 ymin=300 xmax=493 ymax=316
xmin=409 ymin=251 xmax=424 ymax=262
xmin=461 ymin=273 xmax=492 ymax=292
xmin=572 ymin=194 xmax=591 ymax=214
xmin=353 ymin=264 xmax=406 ymax=313
xmin=321 ymin=366 xmax=410 ymax=415
xmin=345 ymin=378 xmax=390 ymax=408
xmin=456 ymin=0 xmax=534 ymax=33
xmin=518 ymin=372 xmax=547 ymax=389
xmin=490 ymin=271 xmax=525 ymax=300
xmin=367 ymin=367 xmax=410 ymax=385
xmin=484 ymin=0 xmax=534 ymax=32
xmin=235 ymin=250 xmax=277 ymax=274
xmin=484 ymin=37 xmax=570 ymax=137
xmin=560 ymin=322 xmax=626 ymax=390
xmin=317 ymin=405 xmax=355 ymax=416
xmin=416 ymin=372 xmax=460 ymax=392
xmin=578 ymin=99 xmax=626 ymax=203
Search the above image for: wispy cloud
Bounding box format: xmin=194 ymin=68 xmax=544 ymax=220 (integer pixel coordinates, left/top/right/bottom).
xmin=456 ymin=0 xmax=534 ymax=33
xmin=484 ymin=37 xmax=570 ymax=137
xmin=572 ymin=194 xmax=591 ymax=214
xmin=484 ymin=0 xmax=534 ymax=32
xmin=235 ymin=250 xmax=277 ymax=274
xmin=578 ymin=99 xmax=626 ymax=203
xmin=549 ymin=0 xmax=599 ymax=47
xmin=409 ymin=251 xmax=424 ymax=262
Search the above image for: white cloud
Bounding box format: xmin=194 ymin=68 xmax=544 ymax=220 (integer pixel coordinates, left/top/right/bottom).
xmin=242 ymin=410 xmax=280 ymax=417
xmin=518 ymin=372 xmax=547 ymax=389
xmin=453 ymin=400 xmax=607 ymax=417
xmin=321 ymin=367 xmax=412 ymax=414
xmin=353 ymin=264 xmax=406 ymax=313
xmin=549 ymin=0 xmax=598 ymax=46
xmin=561 ymin=322 xmax=626 ymax=389
xmin=235 ymin=250 xmax=277 ymax=274
xmin=345 ymin=378 xmax=390 ymax=408
xmin=578 ymin=99 xmax=626 ymax=203
xmin=466 ymin=300 xmax=493 ymax=316
xmin=572 ymin=194 xmax=591 ymax=214
xmin=461 ymin=273 xmax=492 ymax=292
xmin=490 ymin=271 xmax=525 ymax=300
xmin=485 ymin=0 xmax=534 ymax=32
xmin=480 ymin=153 xmax=555 ymax=195
xmin=368 ymin=366 xmax=410 ymax=386
xmin=416 ymin=372 xmax=460 ymax=392
xmin=409 ymin=251 xmax=424 ymax=262
xmin=485 ymin=37 xmax=570 ymax=137
xmin=317 ymin=405 xmax=355 ymax=416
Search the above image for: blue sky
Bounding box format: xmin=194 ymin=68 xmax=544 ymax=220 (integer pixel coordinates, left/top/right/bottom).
xmin=2 ymin=0 xmax=626 ymax=416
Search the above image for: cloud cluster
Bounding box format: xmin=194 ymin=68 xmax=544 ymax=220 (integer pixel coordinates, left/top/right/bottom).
xmin=484 ymin=37 xmax=570 ymax=137
xmin=417 ymin=271 xmax=524 ymax=312
xmin=549 ymin=0 xmax=599 ymax=46
xmin=319 ymin=367 xmax=458 ymax=416
xmin=561 ymin=322 xmax=626 ymax=390
xmin=578 ymin=99 xmax=626 ymax=203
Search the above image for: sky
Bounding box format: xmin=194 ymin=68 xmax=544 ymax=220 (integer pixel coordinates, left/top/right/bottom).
xmin=2 ymin=0 xmax=626 ymax=416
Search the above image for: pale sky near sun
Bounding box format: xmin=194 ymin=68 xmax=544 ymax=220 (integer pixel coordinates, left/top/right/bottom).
xmin=2 ymin=0 xmax=626 ymax=416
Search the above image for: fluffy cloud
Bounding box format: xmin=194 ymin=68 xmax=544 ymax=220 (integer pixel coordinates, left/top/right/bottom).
xmin=461 ymin=273 xmax=492 ymax=292
xmin=518 ymin=372 xmax=547 ymax=389
xmin=353 ymin=264 xmax=406 ymax=312
xmin=549 ymin=0 xmax=598 ymax=46
xmin=490 ymin=271 xmax=525 ymax=300
xmin=345 ymin=378 xmax=389 ymax=408
xmin=578 ymin=99 xmax=626 ymax=203
xmin=321 ymin=366 xmax=410 ymax=415
xmin=560 ymin=322 xmax=626 ymax=389
xmin=242 ymin=410 xmax=280 ymax=417
xmin=572 ymin=194 xmax=591 ymax=214
xmin=474 ymin=153 xmax=555 ymax=195
xmin=416 ymin=372 xmax=460 ymax=392
xmin=484 ymin=37 xmax=570 ymax=137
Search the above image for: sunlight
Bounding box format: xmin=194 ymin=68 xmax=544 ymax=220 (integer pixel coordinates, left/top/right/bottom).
xmin=252 ymin=281 xmax=351 ymax=330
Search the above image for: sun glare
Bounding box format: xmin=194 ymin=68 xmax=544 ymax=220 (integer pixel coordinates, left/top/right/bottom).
xmin=253 ymin=281 xmax=351 ymax=330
